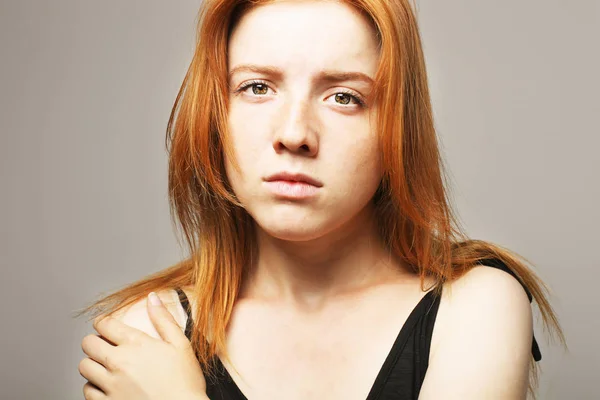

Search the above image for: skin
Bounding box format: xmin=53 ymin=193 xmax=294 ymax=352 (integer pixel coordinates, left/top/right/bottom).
xmin=79 ymin=292 xmax=208 ymax=400
xmin=81 ymin=1 xmax=533 ymax=399
xmin=225 ymin=0 xmax=407 ymax=312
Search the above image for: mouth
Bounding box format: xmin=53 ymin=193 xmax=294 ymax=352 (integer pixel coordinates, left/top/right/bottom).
xmin=263 ymin=172 xmax=322 ymax=199
xmin=263 ymin=172 xmax=323 ymax=187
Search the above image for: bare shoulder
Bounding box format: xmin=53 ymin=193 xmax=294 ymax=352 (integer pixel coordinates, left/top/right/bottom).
xmin=108 ymin=289 xmax=189 ymax=339
xmin=442 ymin=264 xmax=532 ymax=309
xmin=421 ymin=265 xmax=533 ymax=399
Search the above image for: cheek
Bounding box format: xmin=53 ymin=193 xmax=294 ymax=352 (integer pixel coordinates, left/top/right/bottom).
xmin=224 ymin=138 xmax=256 ymax=194
xmin=327 ymin=128 xmax=383 ymax=195
xmin=339 ymin=153 xmax=382 ymax=203
xmin=224 ymin=116 xmax=266 ymax=199
xmin=347 ymin=139 xmax=381 ymax=173
xmin=227 ymin=103 xmax=271 ymax=158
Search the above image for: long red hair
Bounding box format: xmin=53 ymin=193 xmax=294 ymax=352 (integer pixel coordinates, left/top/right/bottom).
xmin=75 ymin=1 xmax=566 ymax=397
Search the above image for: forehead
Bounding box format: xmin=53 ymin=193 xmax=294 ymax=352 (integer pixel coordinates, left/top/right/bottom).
xmin=228 ymin=1 xmax=379 ymax=79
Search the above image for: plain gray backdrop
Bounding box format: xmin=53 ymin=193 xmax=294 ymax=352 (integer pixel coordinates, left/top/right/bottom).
xmin=1 ymin=0 xmax=598 ymax=399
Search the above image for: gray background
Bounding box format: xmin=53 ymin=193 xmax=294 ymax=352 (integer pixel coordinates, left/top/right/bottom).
xmin=0 ymin=0 xmax=598 ymax=399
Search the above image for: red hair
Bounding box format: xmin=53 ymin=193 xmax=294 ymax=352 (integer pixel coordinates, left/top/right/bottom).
xmin=75 ymin=1 xmax=566 ymax=397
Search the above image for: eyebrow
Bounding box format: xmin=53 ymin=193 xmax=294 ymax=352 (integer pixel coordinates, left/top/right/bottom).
xmin=228 ymin=64 xmax=374 ymax=86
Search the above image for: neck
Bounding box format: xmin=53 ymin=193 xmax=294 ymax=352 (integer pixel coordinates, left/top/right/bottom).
xmin=239 ymin=204 xmax=411 ymax=313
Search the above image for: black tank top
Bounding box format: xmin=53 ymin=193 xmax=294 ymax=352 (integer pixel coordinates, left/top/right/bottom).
xmin=175 ymin=258 xmax=541 ymax=400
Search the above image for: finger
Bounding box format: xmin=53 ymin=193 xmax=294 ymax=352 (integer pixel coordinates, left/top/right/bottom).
xmin=93 ymin=314 xmax=145 ymax=346
xmin=81 ymin=334 xmax=117 ymax=371
xmin=78 ymin=357 xmax=112 ymax=393
xmin=147 ymin=292 xmax=190 ymax=348
xmin=83 ymin=381 xmax=107 ymax=400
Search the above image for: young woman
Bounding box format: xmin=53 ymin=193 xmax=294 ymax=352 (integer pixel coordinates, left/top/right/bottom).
xmin=76 ymin=0 xmax=566 ymax=399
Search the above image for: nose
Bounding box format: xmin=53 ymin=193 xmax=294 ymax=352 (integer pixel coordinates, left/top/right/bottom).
xmin=272 ymin=97 xmax=319 ymax=157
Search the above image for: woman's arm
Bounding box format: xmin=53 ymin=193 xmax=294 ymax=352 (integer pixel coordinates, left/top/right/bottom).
xmin=418 ymin=266 xmax=533 ymax=400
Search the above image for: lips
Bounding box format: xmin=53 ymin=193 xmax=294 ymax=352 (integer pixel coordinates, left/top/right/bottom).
xmin=264 ymin=172 xmax=323 ymax=187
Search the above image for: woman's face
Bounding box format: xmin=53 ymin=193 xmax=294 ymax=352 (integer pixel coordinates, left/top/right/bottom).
xmin=225 ymin=0 xmax=382 ymax=242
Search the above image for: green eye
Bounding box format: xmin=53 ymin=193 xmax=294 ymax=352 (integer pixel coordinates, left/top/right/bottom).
xmin=237 ymin=81 xmax=366 ymax=108
xmin=251 ymin=83 xmax=268 ymax=95
xmin=238 ymin=81 xmax=270 ymax=95
xmin=335 ymin=93 xmax=352 ymax=105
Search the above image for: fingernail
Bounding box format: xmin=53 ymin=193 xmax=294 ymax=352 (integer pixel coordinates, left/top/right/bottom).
xmin=149 ymin=292 xmax=162 ymax=306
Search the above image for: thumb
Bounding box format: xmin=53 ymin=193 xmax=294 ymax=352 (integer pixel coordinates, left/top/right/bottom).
xmin=147 ymin=291 xmax=189 ymax=348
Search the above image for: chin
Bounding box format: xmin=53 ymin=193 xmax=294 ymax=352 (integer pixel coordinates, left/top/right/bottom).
xmin=251 ymin=207 xmax=333 ymax=242
xmin=262 ymin=226 xmax=327 ymax=242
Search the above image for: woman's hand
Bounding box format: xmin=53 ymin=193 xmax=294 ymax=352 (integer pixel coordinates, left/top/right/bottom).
xmin=79 ymin=292 xmax=208 ymax=400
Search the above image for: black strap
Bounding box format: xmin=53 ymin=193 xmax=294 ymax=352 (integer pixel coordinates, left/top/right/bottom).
xmin=175 ymin=287 xmax=194 ymax=340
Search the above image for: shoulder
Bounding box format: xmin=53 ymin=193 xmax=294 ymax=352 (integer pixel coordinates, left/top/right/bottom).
xmin=108 ymin=289 xmax=189 ymax=339
xmin=442 ymin=264 xmax=533 ymax=313
xmin=421 ymin=265 xmax=533 ymax=399
xmin=441 ymin=265 xmax=533 ymax=342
